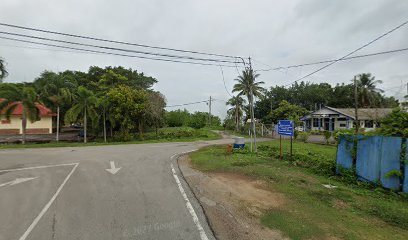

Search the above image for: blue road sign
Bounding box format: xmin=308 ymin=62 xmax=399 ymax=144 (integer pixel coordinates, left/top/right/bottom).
xmin=278 ymin=120 xmax=294 ymax=136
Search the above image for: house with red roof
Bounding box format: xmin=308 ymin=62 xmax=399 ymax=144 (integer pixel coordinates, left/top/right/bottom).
xmin=0 ymin=99 xmax=55 ymax=135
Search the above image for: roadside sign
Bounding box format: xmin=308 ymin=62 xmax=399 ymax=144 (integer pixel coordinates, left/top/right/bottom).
xmin=277 ymin=120 xmax=294 ymax=160
xmin=278 ymin=120 xmax=294 ymax=136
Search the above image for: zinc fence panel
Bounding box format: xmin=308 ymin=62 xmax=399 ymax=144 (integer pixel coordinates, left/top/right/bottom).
xmin=356 ymin=136 xmax=382 ymax=182
xmin=336 ymin=135 xmax=354 ymax=171
xmin=380 ymin=136 xmax=401 ymax=190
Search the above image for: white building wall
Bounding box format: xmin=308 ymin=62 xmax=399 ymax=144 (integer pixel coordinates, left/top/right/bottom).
xmin=0 ymin=116 xmax=53 ymax=134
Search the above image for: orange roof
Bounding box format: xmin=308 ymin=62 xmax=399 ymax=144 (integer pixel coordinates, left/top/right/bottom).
xmin=0 ymin=99 xmax=55 ymax=117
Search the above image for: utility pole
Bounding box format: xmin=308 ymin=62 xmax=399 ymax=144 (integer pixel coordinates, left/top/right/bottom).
xmin=208 ymin=96 xmax=212 ymax=126
xmin=249 ymin=57 xmax=257 ymax=152
xmin=354 ymin=76 xmax=359 ymax=134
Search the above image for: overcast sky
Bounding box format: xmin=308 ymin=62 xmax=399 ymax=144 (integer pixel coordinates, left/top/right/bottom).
xmin=1 ymin=0 xmax=407 ymax=118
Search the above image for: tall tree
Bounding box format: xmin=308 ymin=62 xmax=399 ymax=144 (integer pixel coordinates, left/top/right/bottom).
xmin=226 ymin=95 xmax=246 ymax=131
xmin=34 ymin=71 xmax=74 ymax=142
xmin=233 ymin=68 xmax=264 ymax=151
xmin=0 ymin=57 xmax=8 ymax=82
xmin=0 ymin=84 xmax=40 ymax=144
xmin=356 ymin=73 xmax=384 ymax=107
xmin=107 ymin=85 xmax=147 ymax=140
xmin=65 ymin=86 xmax=98 ymax=143
xmin=145 ymin=91 xmax=166 ymax=137
xmin=96 ymin=97 xmax=110 ymax=143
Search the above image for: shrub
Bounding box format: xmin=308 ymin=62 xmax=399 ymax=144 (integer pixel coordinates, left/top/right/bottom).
xmin=298 ymin=132 xmax=310 ymax=142
xmin=294 ymin=130 xmax=299 ymax=140
xmin=323 ymin=131 xmax=332 ymax=144
xmin=188 ymin=112 xmax=207 ymax=129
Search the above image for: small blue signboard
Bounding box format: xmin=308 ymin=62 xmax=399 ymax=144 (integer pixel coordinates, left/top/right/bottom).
xmin=278 ymin=120 xmax=294 ymax=136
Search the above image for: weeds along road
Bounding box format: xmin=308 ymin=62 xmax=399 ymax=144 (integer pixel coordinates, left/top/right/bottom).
xmin=0 ymin=139 xmax=240 ymax=240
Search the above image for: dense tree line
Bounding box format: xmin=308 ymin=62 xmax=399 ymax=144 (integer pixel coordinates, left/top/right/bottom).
xmin=0 ymin=66 xmax=166 ymax=142
xmin=254 ymin=74 xmax=399 ymax=123
xmin=166 ymin=109 xmax=221 ymax=129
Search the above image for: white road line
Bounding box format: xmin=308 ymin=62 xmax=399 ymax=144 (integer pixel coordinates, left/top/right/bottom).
xmin=0 ymin=162 xmax=78 ymax=173
xmin=170 ymin=151 xmax=208 ymax=240
xmin=19 ymin=163 xmax=79 ymax=240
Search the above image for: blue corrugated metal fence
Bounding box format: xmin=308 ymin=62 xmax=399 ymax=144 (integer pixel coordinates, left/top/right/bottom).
xmin=336 ymin=135 xmax=406 ymax=192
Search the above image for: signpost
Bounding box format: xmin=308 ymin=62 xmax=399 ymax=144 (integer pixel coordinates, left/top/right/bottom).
xmin=278 ymin=120 xmax=294 ymax=160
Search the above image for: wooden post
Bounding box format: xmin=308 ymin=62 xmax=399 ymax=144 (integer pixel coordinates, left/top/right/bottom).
xmin=290 ymin=136 xmax=293 ymax=160
xmin=280 ymin=135 xmax=282 ymax=160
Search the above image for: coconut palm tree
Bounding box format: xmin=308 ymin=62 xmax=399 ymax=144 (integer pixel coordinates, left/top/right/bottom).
xmin=356 ymin=73 xmax=383 ymax=107
xmin=0 ymin=84 xmax=40 ymax=144
xmin=65 ymin=86 xmax=98 ymax=143
xmin=34 ymin=72 xmax=74 ymax=142
xmin=226 ymin=95 xmax=246 ymax=132
xmin=0 ymin=57 xmax=8 ymax=82
xmin=96 ymin=97 xmax=110 ymax=143
xmin=233 ymin=68 xmax=264 ymax=151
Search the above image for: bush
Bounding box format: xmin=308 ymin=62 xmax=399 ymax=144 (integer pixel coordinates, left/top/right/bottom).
xmin=256 ymin=144 xmax=336 ymax=176
xmin=294 ymin=130 xmax=299 ymax=140
xmin=166 ymin=110 xmax=190 ymax=127
xmin=298 ymin=132 xmax=310 ymax=142
xmin=188 ymin=112 xmax=207 ymax=129
xmin=323 ymin=131 xmax=332 ymax=144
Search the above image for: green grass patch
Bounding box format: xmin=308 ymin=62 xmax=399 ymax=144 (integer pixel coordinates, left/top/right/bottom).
xmin=190 ymin=141 xmax=408 ymax=239
xmin=0 ymin=127 xmax=221 ymax=149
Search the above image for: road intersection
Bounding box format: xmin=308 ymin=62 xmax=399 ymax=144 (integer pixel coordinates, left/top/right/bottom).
xmin=0 ymin=140 xmax=235 ymax=240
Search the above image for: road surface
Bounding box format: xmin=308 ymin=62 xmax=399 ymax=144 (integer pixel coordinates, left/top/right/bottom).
xmin=0 ymin=139 xmax=237 ymax=240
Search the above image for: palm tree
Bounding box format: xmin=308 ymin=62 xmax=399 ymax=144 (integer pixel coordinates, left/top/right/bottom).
xmin=226 ymin=95 xmax=246 ymax=132
xmin=0 ymin=57 xmax=8 ymax=82
xmin=356 ymin=73 xmax=383 ymax=107
xmin=0 ymin=84 xmax=40 ymax=144
xmin=65 ymin=86 xmax=98 ymax=143
xmin=96 ymin=97 xmax=110 ymax=143
xmin=35 ymin=72 xmax=74 ymax=142
xmin=233 ymin=68 xmax=264 ymax=151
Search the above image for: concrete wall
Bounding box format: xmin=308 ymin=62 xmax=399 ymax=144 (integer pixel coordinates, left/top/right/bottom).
xmin=0 ymin=116 xmax=53 ymax=134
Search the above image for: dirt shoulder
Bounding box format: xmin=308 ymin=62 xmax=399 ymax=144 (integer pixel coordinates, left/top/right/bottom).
xmin=178 ymin=155 xmax=287 ymax=240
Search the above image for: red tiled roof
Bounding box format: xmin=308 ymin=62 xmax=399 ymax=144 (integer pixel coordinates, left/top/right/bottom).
xmin=0 ymin=99 xmax=55 ymax=117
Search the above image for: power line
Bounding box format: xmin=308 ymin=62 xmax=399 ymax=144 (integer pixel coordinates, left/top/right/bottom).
xmin=0 ymin=22 xmax=241 ymax=59
xmin=0 ymin=42 xmax=102 ymax=55
xmin=219 ymin=65 xmax=233 ymax=98
xmin=284 ymin=19 xmax=408 ymax=86
xmin=165 ymin=100 xmax=208 ymax=108
xmin=254 ymin=47 xmax=408 ymax=72
xmin=0 ymin=36 xmax=239 ymax=68
xmin=0 ymin=31 xmax=241 ymax=64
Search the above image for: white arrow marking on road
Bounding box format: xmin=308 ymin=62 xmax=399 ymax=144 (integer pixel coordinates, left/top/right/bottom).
xmin=0 ymin=177 xmax=38 ymax=188
xmin=105 ymin=161 xmax=121 ymax=175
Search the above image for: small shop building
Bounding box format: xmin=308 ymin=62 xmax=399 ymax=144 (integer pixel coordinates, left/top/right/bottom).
xmin=300 ymin=106 xmax=393 ymax=132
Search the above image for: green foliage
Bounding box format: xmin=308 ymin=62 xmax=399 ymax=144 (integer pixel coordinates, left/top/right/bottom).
xmin=166 ymin=109 xmax=190 ymax=127
xmin=298 ymin=131 xmax=310 ymax=142
xmin=294 ymin=129 xmax=299 ymax=140
xmin=191 ymin=142 xmax=408 ymax=238
xmin=0 ymin=83 xmax=41 ymax=144
xmin=226 ymin=95 xmax=246 ymax=131
xmin=385 ymin=170 xmax=402 ymax=178
xmin=254 ymin=77 xmax=398 ymax=123
xmin=188 ymin=111 xmax=208 ymax=129
xmin=377 ymin=108 xmax=408 ymax=138
xmin=107 ymin=85 xmax=147 ymax=141
xmin=323 ymin=130 xmax=332 ymax=144
xmin=264 ymin=100 xmax=308 ymax=124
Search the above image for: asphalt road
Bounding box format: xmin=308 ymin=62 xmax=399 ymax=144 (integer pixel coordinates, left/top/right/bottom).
xmin=0 ymin=139 xmax=237 ymax=240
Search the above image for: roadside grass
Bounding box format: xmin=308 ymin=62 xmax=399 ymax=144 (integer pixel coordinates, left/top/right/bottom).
xmin=189 ymin=140 xmax=408 ymax=240
xmin=0 ymin=127 xmax=221 ymax=149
